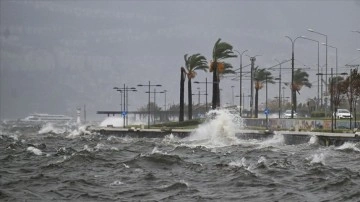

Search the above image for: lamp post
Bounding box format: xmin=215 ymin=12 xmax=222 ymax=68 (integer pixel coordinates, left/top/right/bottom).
xmin=234 ymin=49 xmax=248 ymax=116
xmin=274 ymin=59 xmax=288 ymax=119
xmin=145 ymin=89 xmax=166 ymax=125
xmin=246 ymin=54 xmax=261 ymax=118
xmin=300 ymin=36 xmax=321 ymax=109
xmin=113 ymin=86 xmax=137 ymax=127
xmin=285 ymin=36 xmax=303 ymax=119
xmin=138 ymin=81 xmax=162 ymax=129
xmin=194 ymin=78 xmax=210 ymax=112
xmin=308 ymin=29 xmax=328 ymax=99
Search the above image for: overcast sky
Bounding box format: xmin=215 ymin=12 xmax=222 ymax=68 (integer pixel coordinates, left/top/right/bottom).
xmin=1 ymin=0 xmax=359 ymax=120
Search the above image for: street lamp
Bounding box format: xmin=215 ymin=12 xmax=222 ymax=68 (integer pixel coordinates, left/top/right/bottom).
xmin=246 ymin=54 xmax=261 ymax=118
xmin=145 ymin=89 xmax=165 ymax=125
xmin=285 ymin=35 xmax=303 ymax=118
xmin=138 ymin=81 xmax=162 ymax=129
xmin=113 ymin=86 xmax=137 ymax=127
xmin=273 ymin=59 xmax=289 ymax=119
xmin=308 ymin=29 xmax=328 ymax=97
xmin=234 ymin=49 xmax=248 ymax=116
xmin=194 ymin=78 xmax=211 ymax=112
xmin=300 ymin=36 xmax=321 ymax=109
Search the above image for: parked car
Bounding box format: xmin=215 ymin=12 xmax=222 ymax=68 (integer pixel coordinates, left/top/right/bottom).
xmin=283 ymin=110 xmax=297 ymax=118
xmin=334 ymin=109 xmax=353 ymax=119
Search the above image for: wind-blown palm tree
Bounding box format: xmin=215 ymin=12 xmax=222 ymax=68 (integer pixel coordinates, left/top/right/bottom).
xmin=211 ymin=38 xmax=237 ymax=109
xmin=292 ymin=69 xmax=312 ymax=111
xmin=184 ymin=53 xmax=208 ymax=120
xmin=253 ymin=68 xmax=274 ymax=118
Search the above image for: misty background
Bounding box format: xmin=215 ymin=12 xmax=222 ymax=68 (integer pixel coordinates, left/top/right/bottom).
xmin=1 ymin=0 xmax=359 ymax=121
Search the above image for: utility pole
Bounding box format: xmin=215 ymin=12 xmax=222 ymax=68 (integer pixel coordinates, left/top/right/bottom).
xmin=250 ymin=57 xmax=256 ymax=118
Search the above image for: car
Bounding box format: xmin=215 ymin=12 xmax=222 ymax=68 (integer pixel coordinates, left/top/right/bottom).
xmin=334 ymin=109 xmax=353 ymax=119
xmin=283 ymin=110 xmax=297 ymax=118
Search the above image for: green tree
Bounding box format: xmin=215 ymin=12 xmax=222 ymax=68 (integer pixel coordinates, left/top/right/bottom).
xmin=291 ymin=69 xmax=312 ymax=112
xmin=184 ymin=53 xmax=208 ymax=120
xmin=210 ymin=38 xmax=237 ymax=109
xmin=253 ymin=68 xmax=274 ymax=118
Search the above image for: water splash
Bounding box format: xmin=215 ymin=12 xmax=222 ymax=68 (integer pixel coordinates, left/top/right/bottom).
xmin=27 ymin=146 xmax=43 ymax=156
xmin=336 ymin=142 xmax=360 ymax=152
xmin=258 ymin=133 xmax=285 ymax=148
xmin=309 ymin=135 xmax=318 ymax=145
xmin=38 ymin=123 xmax=66 ymax=135
xmin=184 ymin=109 xmax=243 ymax=147
xmin=66 ymin=125 xmax=92 ymax=138
xmin=99 ymin=116 xmax=146 ymax=127
xmin=99 ymin=117 xmax=124 ymax=127
xmin=309 ymin=153 xmax=326 ymax=165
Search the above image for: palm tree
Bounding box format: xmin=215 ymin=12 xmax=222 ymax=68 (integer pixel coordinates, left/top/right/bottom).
xmin=211 ymin=38 xmax=237 ymax=109
xmin=292 ymin=69 xmax=312 ymax=112
xmin=179 ymin=67 xmax=186 ymax=122
xmin=253 ymin=68 xmax=274 ymax=118
xmin=184 ymin=53 xmax=208 ymax=120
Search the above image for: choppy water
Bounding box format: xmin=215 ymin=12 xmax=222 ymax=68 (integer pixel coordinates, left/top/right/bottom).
xmin=1 ymin=110 xmax=360 ymax=201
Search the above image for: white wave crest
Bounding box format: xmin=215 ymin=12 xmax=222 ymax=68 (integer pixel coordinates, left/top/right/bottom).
xmin=151 ymin=146 xmax=167 ymax=154
xmin=336 ymin=142 xmax=360 ymax=152
xmin=38 ymin=123 xmax=66 ymax=135
xmin=27 ymin=146 xmax=43 ymax=155
xmin=229 ymin=157 xmax=247 ymax=167
xmin=258 ymin=134 xmax=285 ymax=148
xmin=184 ymin=109 xmax=242 ymax=147
xmin=110 ymin=180 xmax=124 ymax=186
xmin=66 ymin=125 xmax=92 ymax=138
xmin=309 ymin=153 xmax=326 ymax=165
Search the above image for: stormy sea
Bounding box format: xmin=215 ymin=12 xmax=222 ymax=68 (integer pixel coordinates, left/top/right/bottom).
xmin=1 ymin=110 xmax=360 ymax=201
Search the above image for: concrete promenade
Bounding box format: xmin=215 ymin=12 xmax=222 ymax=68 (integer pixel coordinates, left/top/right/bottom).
xmin=88 ymin=126 xmax=360 ymax=146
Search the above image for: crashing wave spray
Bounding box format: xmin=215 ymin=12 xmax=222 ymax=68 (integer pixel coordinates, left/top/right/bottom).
xmin=184 ymin=109 xmax=244 ymax=147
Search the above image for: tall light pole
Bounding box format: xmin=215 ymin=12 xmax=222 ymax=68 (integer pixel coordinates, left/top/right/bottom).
xmin=138 ymin=81 xmax=162 ymax=129
xmin=300 ymin=36 xmax=321 ymax=109
xmin=234 ymin=49 xmax=248 ymax=116
xmin=145 ymin=89 xmax=166 ymax=125
xmin=246 ymin=54 xmax=261 ymax=118
xmin=194 ymin=78 xmax=210 ymax=112
xmin=274 ymin=59 xmax=285 ymax=119
xmin=114 ymin=86 xmax=137 ymax=127
xmin=285 ymin=36 xmax=302 ymax=118
xmin=308 ymin=29 xmax=328 ymax=100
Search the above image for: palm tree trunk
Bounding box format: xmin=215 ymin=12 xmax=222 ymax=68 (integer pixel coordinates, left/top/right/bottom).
xmin=188 ymin=78 xmax=193 ymax=120
xmin=180 ymin=67 xmax=186 ymax=122
xmin=255 ymin=88 xmax=259 ymax=118
xmin=212 ymin=62 xmax=218 ymax=109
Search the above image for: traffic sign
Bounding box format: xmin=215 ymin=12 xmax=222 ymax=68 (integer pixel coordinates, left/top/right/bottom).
xmin=264 ymin=108 xmax=270 ymax=115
